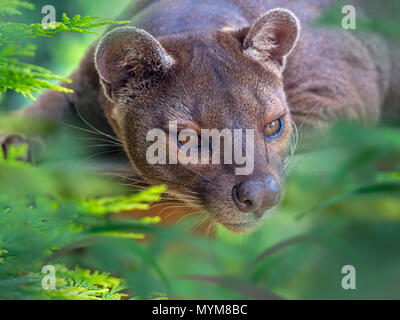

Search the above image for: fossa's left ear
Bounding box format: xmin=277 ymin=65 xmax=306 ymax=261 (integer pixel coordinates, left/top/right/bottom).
xmin=242 ymin=8 xmax=300 ymax=73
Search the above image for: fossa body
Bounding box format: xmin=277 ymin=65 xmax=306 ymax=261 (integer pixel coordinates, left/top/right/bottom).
xmin=2 ymin=0 xmax=399 ymax=232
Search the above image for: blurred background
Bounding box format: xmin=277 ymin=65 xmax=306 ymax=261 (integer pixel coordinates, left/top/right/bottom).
xmin=0 ymin=0 xmax=130 ymax=111
xmin=0 ymin=0 xmax=400 ymax=300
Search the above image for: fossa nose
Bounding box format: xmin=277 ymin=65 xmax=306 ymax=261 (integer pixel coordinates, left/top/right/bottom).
xmin=232 ymin=174 xmax=281 ymax=213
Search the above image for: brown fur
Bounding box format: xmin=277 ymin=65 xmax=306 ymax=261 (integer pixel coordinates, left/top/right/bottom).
xmin=2 ymin=0 xmax=399 ymax=233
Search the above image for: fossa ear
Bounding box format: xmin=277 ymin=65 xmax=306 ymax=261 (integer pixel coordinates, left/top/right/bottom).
xmin=95 ymin=27 xmax=174 ymax=101
xmin=243 ymin=8 xmax=300 ymax=73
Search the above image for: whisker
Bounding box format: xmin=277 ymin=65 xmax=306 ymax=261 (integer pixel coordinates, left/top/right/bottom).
xmin=73 ymin=95 xmax=123 ymax=144
xmin=206 ymin=215 xmax=216 ymax=237
xmin=193 ymin=213 xmax=211 ymax=230
xmin=106 ymin=172 xmax=149 ymax=184
xmin=177 ymin=198 xmax=202 ymax=205
xmin=81 ymin=137 xmax=123 ymax=147
xmin=296 ymin=103 xmax=322 ymax=133
xmin=282 ymin=119 xmax=299 ymax=177
xmin=169 ymin=188 xmax=200 ymax=196
xmin=163 ymin=207 xmax=201 ymax=222
xmin=156 ymin=205 xmax=194 ymax=217
xmin=160 ymin=192 xmax=201 ymax=203
xmin=55 ymin=120 xmax=110 ymax=138
xmin=150 ymin=201 xmax=186 ymax=210
xmin=83 ymin=148 xmax=121 ymax=161
xmin=116 ymin=179 xmax=201 ymax=203
xmin=178 ymin=162 xmax=218 ymax=186
xmin=175 ymin=210 xmax=204 ymax=225
xmin=110 ymin=177 xmax=201 ymax=204
xmin=142 ymin=176 xmax=203 ymax=192
xmin=120 ymin=183 xmax=151 ymax=191
xmin=282 ymin=104 xmax=322 ymax=177
xmin=80 ymin=144 xmax=122 ymax=149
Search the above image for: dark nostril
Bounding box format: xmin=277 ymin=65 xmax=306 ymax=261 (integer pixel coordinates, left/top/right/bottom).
xmin=232 ymin=175 xmax=282 ymax=214
xmin=232 ymin=185 xmax=251 ymax=213
xmin=232 ymin=181 xmax=264 ymax=213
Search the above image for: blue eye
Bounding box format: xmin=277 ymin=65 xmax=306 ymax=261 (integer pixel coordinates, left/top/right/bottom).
xmin=263 ymin=118 xmax=283 ymax=138
xmin=177 ymin=133 xmax=202 ymax=150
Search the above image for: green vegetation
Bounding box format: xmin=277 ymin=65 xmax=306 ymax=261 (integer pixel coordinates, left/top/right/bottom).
xmin=316 ymin=0 xmax=400 ymax=37
xmin=0 ymin=0 xmax=128 ymax=100
xmin=0 ymin=141 xmax=168 ymax=299
xmin=1 ymin=118 xmax=399 ymax=300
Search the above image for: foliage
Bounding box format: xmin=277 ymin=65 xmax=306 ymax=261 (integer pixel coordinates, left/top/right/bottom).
xmin=0 ymin=0 xmax=128 ymax=99
xmin=0 ymin=139 xmax=168 ymax=299
xmin=316 ymin=0 xmax=400 ymax=37
xmin=1 ymin=119 xmax=400 ymax=300
xmin=0 ymin=0 xmax=34 ymax=16
xmin=0 ymin=265 xmax=127 ymax=300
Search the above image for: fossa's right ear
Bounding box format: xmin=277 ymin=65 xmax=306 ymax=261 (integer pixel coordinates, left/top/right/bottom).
xmin=95 ymin=27 xmax=175 ymax=101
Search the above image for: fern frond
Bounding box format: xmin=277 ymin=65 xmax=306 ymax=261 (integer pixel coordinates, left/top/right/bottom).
xmin=0 ymin=5 xmax=129 ymax=99
xmin=0 ymin=15 xmax=130 ymax=43
xmin=0 ymin=58 xmax=72 ymax=99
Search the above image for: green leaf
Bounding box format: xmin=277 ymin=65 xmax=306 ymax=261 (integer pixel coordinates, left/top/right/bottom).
xmin=80 ymin=185 xmax=167 ymax=215
xmin=0 ymin=10 xmax=129 ymax=99
xmin=298 ymin=182 xmax=400 ymax=219
xmin=0 ymin=0 xmax=34 ymax=16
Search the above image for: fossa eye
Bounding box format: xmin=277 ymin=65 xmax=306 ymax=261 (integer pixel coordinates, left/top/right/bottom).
xmin=263 ymin=118 xmax=283 ymax=138
xmin=177 ymin=131 xmax=201 ymax=150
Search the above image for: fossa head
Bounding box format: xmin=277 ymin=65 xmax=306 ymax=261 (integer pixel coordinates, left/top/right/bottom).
xmin=95 ymin=8 xmax=300 ymax=233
